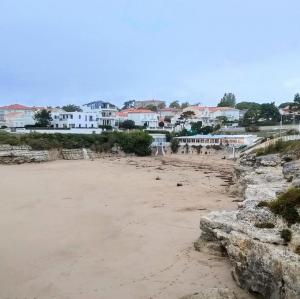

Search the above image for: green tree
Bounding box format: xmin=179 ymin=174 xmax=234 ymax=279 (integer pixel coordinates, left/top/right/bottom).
xmin=62 ymin=104 xmax=82 ymax=112
xmin=191 ymin=121 xmax=202 ymax=134
xmin=145 ymin=104 xmax=158 ymax=112
xmin=180 ymin=102 xmax=189 ymax=109
xmin=216 ymin=116 xmax=229 ymax=124
xmin=278 ymin=102 xmax=293 ymax=109
xmin=157 ymin=102 xmax=166 ymax=109
xmin=34 ymin=109 xmax=53 ymax=127
xmin=120 ymin=120 xmax=135 ymax=129
xmin=260 ymin=103 xmax=281 ymax=123
xmin=242 ymin=107 xmax=261 ymax=126
xmin=290 ymin=93 xmax=300 ymax=113
xmin=235 ymin=101 xmax=261 ymax=110
xmin=200 ymin=126 xmax=214 ymax=135
xmin=169 ymin=100 xmax=180 ymax=109
xmin=170 ymin=138 xmax=180 ymax=153
xmin=122 ymin=100 xmax=135 ymax=110
xmin=218 ymin=93 xmax=236 ymax=107
xmin=179 ymin=110 xmax=195 ymax=120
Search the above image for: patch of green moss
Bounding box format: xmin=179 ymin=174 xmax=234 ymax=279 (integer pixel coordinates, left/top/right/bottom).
xmin=254 ymin=222 xmax=275 ymax=229
xmin=280 ymin=229 xmax=292 ymax=243
xmin=257 ymin=188 xmax=300 ymax=226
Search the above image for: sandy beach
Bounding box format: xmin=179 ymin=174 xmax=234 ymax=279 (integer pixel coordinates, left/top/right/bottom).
xmin=0 ymin=156 xmax=253 ymax=299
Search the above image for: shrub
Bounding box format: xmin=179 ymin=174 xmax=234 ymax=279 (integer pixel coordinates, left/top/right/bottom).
xmin=0 ymin=131 xmax=153 ymax=156
xmin=280 ymin=229 xmax=292 ymax=243
xmin=171 ymin=138 xmax=180 ymax=153
xmin=254 ymin=222 xmax=275 ymax=229
xmin=257 ymin=188 xmax=300 ymax=226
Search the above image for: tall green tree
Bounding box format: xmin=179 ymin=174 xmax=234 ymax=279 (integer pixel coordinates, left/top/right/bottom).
xmin=242 ymin=107 xmax=261 ymax=126
xmin=180 ymin=102 xmax=189 ymax=109
xmin=218 ymin=93 xmax=236 ymax=107
xmin=145 ymin=104 xmax=158 ymax=112
xmin=169 ymin=100 xmax=180 ymax=109
xmin=235 ymin=101 xmax=261 ymax=110
xmin=62 ymin=104 xmax=82 ymax=112
xmin=260 ymin=102 xmax=280 ymax=122
xmin=122 ymin=100 xmax=135 ymax=110
xmin=34 ymin=109 xmax=53 ymax=127
xmin=191 ymin=121 xmax=202 ymax=134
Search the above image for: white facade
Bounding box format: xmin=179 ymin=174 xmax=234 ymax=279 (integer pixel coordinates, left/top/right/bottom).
xmin=83 ymin=101 xmax=117 ymax=127
xmin=128 ymin=111 xmax=159 ymax=128
xmin=0 ymin=104 xmax=40 ymax=128
xmin=51 ymin=109 xmax=98 ymax=129
xmin=176 ymin=134 xmax=257 ymax=148
xmin=172 ymin=106 xmax=241 ymax=127
xmin=117 ymin=109 xmax=159 ymax=128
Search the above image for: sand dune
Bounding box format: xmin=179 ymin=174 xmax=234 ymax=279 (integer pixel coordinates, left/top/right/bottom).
xmin=0 ymin=156 xmax=253 ymax=299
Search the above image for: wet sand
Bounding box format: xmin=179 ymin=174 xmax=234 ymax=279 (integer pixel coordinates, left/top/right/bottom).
xmin=0 ymin=156 xmax=253 ymax=299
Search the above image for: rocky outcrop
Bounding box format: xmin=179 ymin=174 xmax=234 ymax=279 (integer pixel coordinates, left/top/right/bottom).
xmin=0 ymin=145 xmax=100 ymax=164
xmin=0 ymin=145 xmax=50 ymax=164
xmin=180 ymin=288 xmax=237 ymax=299
xmin=195 ymin=154 xmax=300 ymax=299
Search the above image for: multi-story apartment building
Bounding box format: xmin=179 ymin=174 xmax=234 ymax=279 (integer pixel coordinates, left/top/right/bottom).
xmin=116 ymin=109 xmax=159 ymax=128
xmin=51 ymin=109 xmax=99 ymax=129
xmin=172 ymin=105 xmax=241 ymax=126
xmin=83 ymin=100 xmax=117 ymax=127
xmin=0 ymin=104 xmax=42 ymax=128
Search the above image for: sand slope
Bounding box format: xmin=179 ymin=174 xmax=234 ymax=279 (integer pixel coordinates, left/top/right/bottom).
xmin=0 ymin=156 xmax=253 ymax=299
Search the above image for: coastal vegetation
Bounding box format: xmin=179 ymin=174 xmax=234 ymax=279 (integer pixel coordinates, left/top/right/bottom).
xmin=0 ymin=131 xmax=153 ymax=156
xmin=256 ymin=140 xmax=300 ymax=158
xmin=257 ymin=187 xmax=300 ymax=226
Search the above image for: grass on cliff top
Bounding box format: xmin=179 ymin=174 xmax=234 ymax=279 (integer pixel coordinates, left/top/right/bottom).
xmin=257 ymin=188 xmax=300 ymax=226
xmin=0 ymin=131 xmax=153 ymax=156
xmin=256 ymin=140 xmax=300 ymax=157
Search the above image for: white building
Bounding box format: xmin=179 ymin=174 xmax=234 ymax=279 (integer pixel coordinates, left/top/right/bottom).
xmin=83 ymin=100 xmax=117 ymax=127
xmin=176 ymin=134 xmax=257 ymax=148
xmin=117 ymin=109 xmax=159 ymax=128
xmin=0 ymin=104 xmax=42 ymax=128
xmin=51 ymin=108 xmax=99 ymax=129
xmin=172 ymin=106 xmax=241 ymax=127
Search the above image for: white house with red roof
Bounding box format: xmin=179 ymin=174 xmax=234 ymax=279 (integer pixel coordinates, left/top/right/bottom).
xmin=0 ymin=104 xmax=43 ymax=128
xmin=116 ymin=108 xmax=159 ymax=128
xmin=172 ymin=105 xmax=241 ymax=126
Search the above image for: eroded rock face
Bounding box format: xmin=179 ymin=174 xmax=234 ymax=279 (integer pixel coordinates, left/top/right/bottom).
xmin=196 ymin=155 xmax=300 ymax=299
xmin=179 ymin=288 xmax=237 ymax=299
xmin=0 ymin=145 xmax=50 ymax=164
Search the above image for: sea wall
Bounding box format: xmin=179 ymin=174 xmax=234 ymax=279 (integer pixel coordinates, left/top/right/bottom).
xmin=0 ymin=145 xmax=100 ymax=164
xmin=195 ymin=154 xmax=300 ymax=299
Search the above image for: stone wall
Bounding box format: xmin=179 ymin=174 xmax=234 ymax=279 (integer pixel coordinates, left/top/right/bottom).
xmin=0 ymin=145 xmax=50 ymax=164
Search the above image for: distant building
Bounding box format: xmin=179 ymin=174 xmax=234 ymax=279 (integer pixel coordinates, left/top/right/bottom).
xmin=172 ymin=106 xmax=241 ymax=127
xmin=116 ymin=108 xmax=159 ymax=128
xmin=176 ymin=134 xmax=257 ymax=148
xmin=134 ymin=99 xmax=165 ymax=109
xmin=83 ymin=100 xmax=117 ymax=126
xmin=0 ymin=104 xmax=43 ymax=128
xmin=51 ymin=108 xmax=99 ymax=129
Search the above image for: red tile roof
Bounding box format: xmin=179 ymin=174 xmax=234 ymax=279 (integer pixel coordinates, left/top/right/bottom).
xmin=0 ymin=104 xmax=44 ymax=111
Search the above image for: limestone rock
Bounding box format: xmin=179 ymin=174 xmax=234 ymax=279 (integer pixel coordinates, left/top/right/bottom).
xmin=196 ymin=158 xmax=300 ymax=298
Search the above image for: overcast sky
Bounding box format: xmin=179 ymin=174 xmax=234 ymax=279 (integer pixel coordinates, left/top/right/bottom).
xmin=0 ymin=0 xmax=300 ymax=107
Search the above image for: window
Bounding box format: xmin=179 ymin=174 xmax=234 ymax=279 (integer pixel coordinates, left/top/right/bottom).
xmin=89 ymin=116 xmax=93 ymax=121
xmin=70 ymin=115 xmax=73 ymax=119
xmin=78 ymin=115 xmax=81 ymax=119
xmin=79 ymin=124 xmax=81 ymax=128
